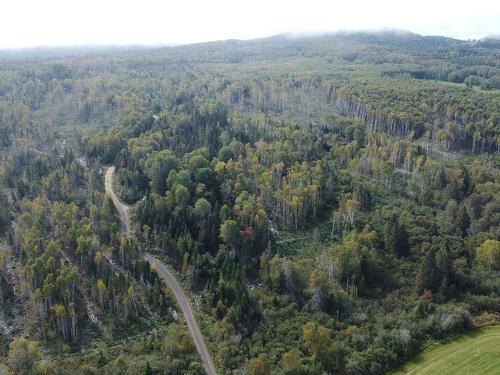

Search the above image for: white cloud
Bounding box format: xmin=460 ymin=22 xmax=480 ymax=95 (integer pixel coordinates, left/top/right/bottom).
xmin=0 ymin=0 xmax=498 ymax=48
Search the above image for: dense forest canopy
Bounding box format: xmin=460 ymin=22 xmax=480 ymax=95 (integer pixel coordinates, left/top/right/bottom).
xmin=0 ymin=31 xmax=499 ymax=374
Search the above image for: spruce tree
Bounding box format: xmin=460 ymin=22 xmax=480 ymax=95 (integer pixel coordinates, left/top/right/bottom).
xmin=384 ymin=216 xmax=410 ymax=257
xmin=456 ymin=205 xmax=470 ymax=236
xmin=416 ymin=245 xmax=440 ymax=294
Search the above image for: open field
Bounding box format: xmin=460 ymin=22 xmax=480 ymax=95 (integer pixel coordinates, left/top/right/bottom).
xmin=394 ymin=326 xmax=500 ymax=375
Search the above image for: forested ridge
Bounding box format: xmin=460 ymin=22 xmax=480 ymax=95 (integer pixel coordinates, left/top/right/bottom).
xmin=0 ymin=31 xmax=499 ymax=374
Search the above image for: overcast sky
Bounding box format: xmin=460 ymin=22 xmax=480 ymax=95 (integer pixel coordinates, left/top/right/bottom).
xmin=1 ymin=0 xmax=499 ymax=48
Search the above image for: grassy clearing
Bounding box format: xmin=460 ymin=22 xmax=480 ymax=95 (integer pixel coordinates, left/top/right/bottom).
xmin=394 ymin=326 xmax=500 ymax=375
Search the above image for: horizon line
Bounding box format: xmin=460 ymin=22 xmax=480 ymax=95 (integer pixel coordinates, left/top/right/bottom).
xmin=0 ymin=28 xmax=498 ymax=52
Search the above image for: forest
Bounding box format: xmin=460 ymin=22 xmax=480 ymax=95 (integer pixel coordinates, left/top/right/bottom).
xmin=0 ymin=31 xmax=499 ymax=374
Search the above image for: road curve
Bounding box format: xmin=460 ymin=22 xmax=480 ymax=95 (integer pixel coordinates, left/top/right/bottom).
xmin=104 ymin=167 xmax=130 ymax=234
xmin=104 ymin=167 xmax=217 ymax=375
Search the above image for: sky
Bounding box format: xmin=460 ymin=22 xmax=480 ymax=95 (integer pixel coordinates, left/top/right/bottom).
xmin=0 ymin=0 xmax=499 ymax=48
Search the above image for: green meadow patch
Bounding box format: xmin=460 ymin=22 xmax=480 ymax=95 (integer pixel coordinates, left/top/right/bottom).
xmin=395 ymin=326 xmax=500 ymax=375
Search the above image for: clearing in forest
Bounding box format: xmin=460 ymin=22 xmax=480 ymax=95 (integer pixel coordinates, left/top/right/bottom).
xmin=394 ymin=326 xmax=500 ymax=375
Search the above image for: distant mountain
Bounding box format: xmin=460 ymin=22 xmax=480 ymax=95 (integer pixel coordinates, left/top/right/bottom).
xmin=481 ymin=34 xmax=500 ymax=41
xmin=0 ymin=30 xmax=465 ymax=60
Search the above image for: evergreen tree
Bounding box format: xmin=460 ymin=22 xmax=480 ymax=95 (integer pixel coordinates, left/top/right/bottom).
xmin=455 ymin=205 xmax=470 ymax=236
xmin=438 ymin=166 xmax=447 ymax=189
xmin=435 ymin=245 xmax=452 ymax=298
xmin=416 ymin=244 xmax=440 ymax=294
xmin=461 ymin=166 xmax=472 ymax=197
xmin=144 ymin=360 xmax=153 ymax=375
xmin=384 ymin=216 xmax=410 ymax=257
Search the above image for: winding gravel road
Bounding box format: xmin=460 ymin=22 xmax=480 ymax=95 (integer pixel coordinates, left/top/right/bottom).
xmin=105 ymin=166 xmax=217 ymax=375
xmin=104 ymin=167 xmax=130 ymax=234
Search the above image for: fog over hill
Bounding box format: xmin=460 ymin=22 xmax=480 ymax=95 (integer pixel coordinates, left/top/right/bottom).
xmin=0 ymin=29 xmax=491 ymax=60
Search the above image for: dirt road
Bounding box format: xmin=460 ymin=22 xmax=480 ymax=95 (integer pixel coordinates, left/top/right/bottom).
xmin=104 ymin=167 xmax=130 ymax=234
xmin=104 ymin=167 xmax=217 ymax=375
xmin=145 ymin=254 xmax=217 ymax=375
